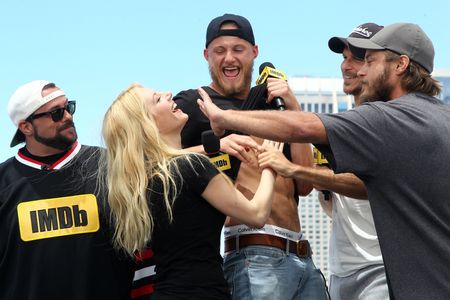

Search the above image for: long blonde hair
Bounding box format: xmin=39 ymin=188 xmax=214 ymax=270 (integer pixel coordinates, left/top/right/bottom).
xmin=100 ymin=83 xmax=184 ymax=256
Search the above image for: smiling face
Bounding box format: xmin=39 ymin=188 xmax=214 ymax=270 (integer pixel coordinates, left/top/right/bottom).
xmin=341 ymin=46 xmax=365 ymax=104
xmin=204 ymin=23 xmax=258 ymax=99
xmin=137 ymin=87 xmax=188 ymax=136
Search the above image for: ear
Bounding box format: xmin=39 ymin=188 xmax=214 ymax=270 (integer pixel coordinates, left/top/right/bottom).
xmin=203 ymin=48 xmax=209 ymax=61
xmin=252 ymin=45 xmax=259 ymax=59
xmin=395 ymin=55 xmax=410 ymax=74
xmin=18 ymin=120 xmax=34 ymax=138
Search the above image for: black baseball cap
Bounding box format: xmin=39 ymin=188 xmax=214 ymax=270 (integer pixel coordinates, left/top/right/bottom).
xmin=347 ymin=23 xmax=434 ymax=73
xmin=328 ymin=23 xmax=384 ymax=60
xmin=205 ymin=14 xmax=255 ymax=48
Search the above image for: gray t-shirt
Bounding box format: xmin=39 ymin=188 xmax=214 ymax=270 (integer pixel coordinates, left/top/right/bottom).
xmin=317 ymin=93 xmax=450 ymax=300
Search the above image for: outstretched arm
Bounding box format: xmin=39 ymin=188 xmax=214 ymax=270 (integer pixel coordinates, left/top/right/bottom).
xmin=258 ymin=149 xmax=368 ymax=199
xmin=290 ymin=143 xmax=314 ymax=196
xmin=197 ymin=87 xmax=328 ymax=144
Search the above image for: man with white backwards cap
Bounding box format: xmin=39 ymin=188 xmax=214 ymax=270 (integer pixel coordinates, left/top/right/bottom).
xmin=0 ymin=80 xmax=134 ymax=300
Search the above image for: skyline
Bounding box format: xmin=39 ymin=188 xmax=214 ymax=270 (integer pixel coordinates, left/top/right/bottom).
xmin=1 ymin=0 xmax=449 ymax=162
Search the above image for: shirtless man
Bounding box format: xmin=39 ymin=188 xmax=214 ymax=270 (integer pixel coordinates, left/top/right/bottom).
xmin=174 ymin=14 xmax=328 ymax=299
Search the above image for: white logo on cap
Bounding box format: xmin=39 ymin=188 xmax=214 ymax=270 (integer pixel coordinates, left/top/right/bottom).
xmin=352 ymin=26 xmax=372 ymax=38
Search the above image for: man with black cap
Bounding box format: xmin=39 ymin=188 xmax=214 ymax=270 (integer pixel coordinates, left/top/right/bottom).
xmin=327 ymin=22 xmax=388 ymax=300
xmin=197 ymin=22 xmax=450 ymax=299
xmin=0 ymin=80 xmax=134 ymax=300
xmin=256 ymin=23 xmax=389 ymax=299
xmin=174 ymin=13 xmax=328 ymax=300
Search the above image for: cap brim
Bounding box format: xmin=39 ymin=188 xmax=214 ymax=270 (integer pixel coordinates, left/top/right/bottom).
xmin=348 ymin=44 xmax=366 ymax=60
xmin=347 ymin=37 xmax=384 ymax=50
xmin=10 ymin=129 xmax=25 ymax=147
xmin=328 ymin=37 xmax=347 ymax=53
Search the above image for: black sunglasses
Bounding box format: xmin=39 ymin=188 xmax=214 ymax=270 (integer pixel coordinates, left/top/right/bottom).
xmin=26 ymin=101 xmax=76 ymax=122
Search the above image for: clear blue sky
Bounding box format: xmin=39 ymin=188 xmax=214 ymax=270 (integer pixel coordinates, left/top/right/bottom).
xmin=1 ymin=0 xmax=449 ymax=162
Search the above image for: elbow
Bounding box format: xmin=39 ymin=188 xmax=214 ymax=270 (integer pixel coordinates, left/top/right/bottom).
xmin=298 ymin=184 xmax=313 ymax=197
xmin=352 ymin=189 xmax=369 ymax=200
xmin=285 ymin=124 xmax=306 ymax=143
xmin=245 ymin=211 xmax=270 ymax=229
xmin=297 ymin=182 xmax=313 ymax=196
xmin=247 ymin=220 xmax=266 ymax=229
xmin=288 ymin=116 xmax=324 ymax=144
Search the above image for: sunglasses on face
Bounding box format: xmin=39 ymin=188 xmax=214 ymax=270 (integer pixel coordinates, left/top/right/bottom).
xmin=26 ymin=101 xmax=76 ymax=122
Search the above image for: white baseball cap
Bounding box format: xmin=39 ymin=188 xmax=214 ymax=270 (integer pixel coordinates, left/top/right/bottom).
xmin=8 ymin=80 xmax=65 ymax=147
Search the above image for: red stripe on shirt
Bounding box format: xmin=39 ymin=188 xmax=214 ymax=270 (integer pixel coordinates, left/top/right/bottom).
xmin=135 ymin=248 xmax=153 ymax=261
xmin=131 ymin=284 xmax=154 ymax=298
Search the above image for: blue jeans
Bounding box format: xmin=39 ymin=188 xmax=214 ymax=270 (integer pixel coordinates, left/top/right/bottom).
xmin=224 ymin=245 xmax=329 ymax=300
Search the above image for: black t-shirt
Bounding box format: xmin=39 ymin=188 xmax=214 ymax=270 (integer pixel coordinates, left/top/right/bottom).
xmin=0 ymin=145 xmax=134 ymax=300
xmin=174 ymin=87 xmax=243 ymax=148
xmin=150 ymin=154 xmax=229 ymax=299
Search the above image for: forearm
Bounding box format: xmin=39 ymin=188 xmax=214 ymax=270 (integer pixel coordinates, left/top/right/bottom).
xmin=291 ymin=166 xmax=368 ymax=199
xmin=250 ymin=169 xmax=276 ymax=226
xmin=218 ymin=109 xmax=328 ymax=144
xmin=290 ymin=143 xmax=314 ymax=196
xmin=318 ymin=192 xmax=333 ymax=217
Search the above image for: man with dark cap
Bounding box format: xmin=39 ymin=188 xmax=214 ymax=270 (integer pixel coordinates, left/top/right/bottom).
xmin=256 ymin=23 xmax=389 ymax=299
xmin=175 ymin=13 xmax=328 ymax=300
xmin=197 ymin=22 xmax=450 ymax=300
xmin=0 ymin=80 xmax=134 ymax=300
xmin=326 ymin=22 xmax=388 ymax=300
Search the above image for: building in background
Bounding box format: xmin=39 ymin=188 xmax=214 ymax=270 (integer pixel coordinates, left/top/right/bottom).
xmin=433 ymin=70 xmax=450 ymax=104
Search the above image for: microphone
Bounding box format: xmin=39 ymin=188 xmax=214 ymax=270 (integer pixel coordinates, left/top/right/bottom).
xmin=255 ymin=62 xmax=287 ymax=110
xmin=313 ymin=147 xmax=331 ymax=201
xmin=201 ymin=130 xmax=232 ymax=173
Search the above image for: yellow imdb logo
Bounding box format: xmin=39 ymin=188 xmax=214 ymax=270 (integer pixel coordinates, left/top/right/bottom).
xmin=313 ymin=147 xmax=329 ymax=165
xmin=17 ymin=194 xmax=100 ymax=241
xmin=210 ymin=153 xmax=231 ymax=171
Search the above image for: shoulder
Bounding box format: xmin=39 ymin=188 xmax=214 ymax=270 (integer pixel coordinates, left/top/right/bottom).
xmin=80 ymin=144 xmax=103 ymax=154
xmin=0 ymin=157 xmax=17 ymax=181
xmin=170 ymin=153 xmax=219 ymax=194
xmin=174 ymin=86 xmax=225 ymax=104
xmin=171 ymin=153 xmax=211 ymax=172
xmin=170 ymin=153 xmax=219 ymax=181
xmin=173 ymin=88 xmax=199 ymax=102
xmin=75 ymin=145 xmax=103 ymax=162
xmin=0 ymin=156 xmax=15 ymax=169
xmin=68 ymin=145 xmax=104 ymax=173
xmin=173 ymin=88 xmax=206 ymax=115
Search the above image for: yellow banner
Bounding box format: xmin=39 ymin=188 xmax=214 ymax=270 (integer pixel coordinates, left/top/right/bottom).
xmin=313 ymin=147 xmax=329 ymax=166
xmin=17 ymin=194 xmax=100 ymax=241
xmin=210 ymin=153 xmax=232 ymax=171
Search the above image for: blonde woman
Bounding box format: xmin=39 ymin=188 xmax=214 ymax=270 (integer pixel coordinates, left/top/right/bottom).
xmin=100 ymin=84 xmax=280 ymax=299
